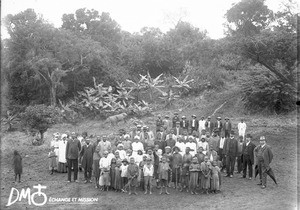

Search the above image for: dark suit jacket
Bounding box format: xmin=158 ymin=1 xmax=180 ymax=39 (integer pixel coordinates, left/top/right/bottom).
xmin=223 ymin=121 xmax=232 ymax=131
xmin=241 ymin=141 xmax=256 ymax=164
xmin=214 ymin=121 xmax=223 ymax=131
xmin=205 ymin=120 xmax=214 ymax=131
xmin=190 ymin=119 xmax=199 ymax=130
xmin=223 ymin=137 xmax=238 ymax=157
xmin=180 ymin=120 xmax=189 ymax=130
xmin=174 ymin=127 xmax=183 ymax=135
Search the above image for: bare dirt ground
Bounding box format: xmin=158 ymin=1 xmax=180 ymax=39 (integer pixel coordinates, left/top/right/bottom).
xmin=0 ymin=90 xmax=298 ymax=210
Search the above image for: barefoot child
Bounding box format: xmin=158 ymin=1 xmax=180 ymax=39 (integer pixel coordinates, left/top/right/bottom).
xmin=127 ymin=157 xmax=139 ymax=195
xmin=48 ymin=147 xmax=57 ymax=175
xmin=143 ymin=157 xmax=154 ymax=194
xmin=13 ymin=150 xmax=22 ymax=183
xmin=189 ymin=157 xmax=200 ymax=194
xmin=120 ymin=159 xmax=129 ymax=192
xmin=114 ymin=160 xmax=122 ymax=192
xmin=99 ymin=151 xmax=111 ymax=191
xmin=200 ymin=156 xmax=212 ymax=194
xmin=211 ymin=161 xmax=221 ymax=193
xmin=158 ymin=156 xmax=171 ymax=195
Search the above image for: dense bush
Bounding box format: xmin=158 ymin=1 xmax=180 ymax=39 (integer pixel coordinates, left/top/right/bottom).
xmin=20 ymin=105 xmax=62 ymax=145
xmin=241 ymin=65 xmax=296 ymax=114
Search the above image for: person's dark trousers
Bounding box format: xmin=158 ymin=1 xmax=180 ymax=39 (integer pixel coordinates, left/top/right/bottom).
xmin=226 ymin=155 xmax=236 ymax=175
xmin=218 ymin=149 xmax=226 ymax=171
xmin=237 ymin=155 xmax=243 ymax=173
xmin=242 ymin=155 xmax=253 ymax=178
xmin=224 ymin=130 xmax=230 ymax=138
xmin=84 ymin=167 xmax=92 ymax=181
xmin=67 ymin=158 xmax=79 ymax=181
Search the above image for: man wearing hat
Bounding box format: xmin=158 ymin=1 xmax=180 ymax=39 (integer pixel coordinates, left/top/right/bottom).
xmin=190 ymin=115 xmax=198 ymax=134
xmin=166 ymin=133 xmax=176 ymax=149
xmin=58 ymin=134 xmax=68 ymax=173
xmin=254 ymin=136 xmax=277 ymax=188
xmin=174 ymin=121 xmax=183 ymax=137
xmin=66 ymin=132 xmax=81 ymax=182
xmin=156 ymin=115 xmax=163 ymax=132
xmin=172 ymin=112 xmax=180 ymax=128
xmin=214 ymin=117 xmax=223 ymax=136
xmin=172 ymin=146 xmax=182 ymax=189
xmin=180 ymin=116 xmax=189 ymax=133
xmin=80 ymin=138 xmax=94 ymax=183
xmin=223 ymin=118 xmax=232 ymax=138
xmin=241 ymin=134 xmax=256 ymax=180
xmin=198 ymin=117 xmax=206 ymax=135
xmin=223 ymin=130 xmax=238 ymax=177
xmin=98 ymin=135 xmax=112 ymax=157
xmin=205 ymin=116 xmax=214 ymax=135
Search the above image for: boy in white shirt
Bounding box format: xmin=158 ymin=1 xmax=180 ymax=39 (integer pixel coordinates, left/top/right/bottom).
xmin=120 ymin=159 xmax=129 ymax=192
xmin=143 ymin=157 xmax=154 ymax=194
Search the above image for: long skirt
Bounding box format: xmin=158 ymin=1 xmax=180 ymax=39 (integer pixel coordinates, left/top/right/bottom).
xmin=57 ymin=162 xmax=67 ymax=173
xmin=114 ymin=170 xmax=122 ymax=190
xmin=201 ymin=175 xmax=210 ymax=189
xmin=211 ymin=174 xmax=220 ymax=190
xmin=139 ymin=169 xmax=145 ymax=190
xmin=93 ymin=160 xmax=100 ymax=180
xmin=99 ymin=171 xmax=110 ymax=186
xmin=110 ymin=168 xmax=116 ymax=188
xmin=189 ymin=171 xmax=199 ymax=189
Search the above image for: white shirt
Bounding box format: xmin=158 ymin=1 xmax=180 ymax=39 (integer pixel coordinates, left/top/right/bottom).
xmin=132 ymin=142 xmax=144 ymax=153
xmin=107 ymin=153 xmax=115 ymax=165
xmin=133 ymin=154 xmax=143 ymax=165
xmin=99 ymin=157 xmax=110 ymax=169
xmin=116 ymin=150 xmax=127 ymax=160
xmin=120 ymin=164 xmax=128 ymax=177
xmin=198 ymin=141 xmax=209 ymax=154
xmin=143 ymin=164 xmax=154 ymax=176
xmin=58 ymin=140 xmax=67 ymax=163
xmin=238 ymin=122 xmax=247 ymax=131
xmin=175 ymin=142 xmax=186 ymax=156
xmin=246 ymin=141 xmax=250 ymax=146
xmin=219 ymin=137 xmax=226 ymax=149
xmin=199 ymin=120 xmax=206 ymax=132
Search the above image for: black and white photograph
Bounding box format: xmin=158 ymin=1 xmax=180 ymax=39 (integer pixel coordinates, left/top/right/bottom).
xmin=0 ymin=0 xmax=298 ymax=209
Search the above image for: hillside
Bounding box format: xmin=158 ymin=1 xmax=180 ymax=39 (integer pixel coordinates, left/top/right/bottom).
xmin=0 ymin=87 xmax=297 ymax=209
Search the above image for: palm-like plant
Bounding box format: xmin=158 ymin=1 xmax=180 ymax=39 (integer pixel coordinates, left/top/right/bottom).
xmin=173 ymin=75 xmax=194 ymax=96
xmin=1 ymin=111 xmax=19 ymax=131
xmin=143 ymin=72 xmax=165 ymax=102
xmin=126 ymin=77 xmax=147 ymax=101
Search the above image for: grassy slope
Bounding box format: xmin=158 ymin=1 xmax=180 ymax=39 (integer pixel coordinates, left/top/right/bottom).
xmin=0 ymin=87 xmax=298 ymax=210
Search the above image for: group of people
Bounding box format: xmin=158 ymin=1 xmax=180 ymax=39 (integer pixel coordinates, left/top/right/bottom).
xmin=48 ymin=113 xmax=277 ymax=196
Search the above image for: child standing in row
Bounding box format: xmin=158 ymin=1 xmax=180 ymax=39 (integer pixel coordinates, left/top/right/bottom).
xmin=127 ymin=157 xmax=139 ymax=195
xmin=158 ymin=156 xmax=170 ymax=195
xmin=211 ymin=161 xmax=221 ymax=193
xmin=48 ymin=147 xmax=57 ymax=175
xmin=200 ymin=156 xmax=211 ymax=194
xmin=143 ymin=157 xmax=154 ymax=194
xmin=120 ymin=159 xmax=128 ymax=192
xmin=189 ymin=157 xmax=200 ymax=194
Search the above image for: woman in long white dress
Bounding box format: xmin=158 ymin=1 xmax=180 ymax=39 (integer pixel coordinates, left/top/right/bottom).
xmin=58 ymin=134 xmax=68 ymax=173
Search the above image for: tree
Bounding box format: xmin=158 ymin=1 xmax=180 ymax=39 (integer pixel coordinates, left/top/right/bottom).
xmin=20 ymin=105 xmax=61 ymax=145
xmin=225 ymin=0 xmax=297 ymax=112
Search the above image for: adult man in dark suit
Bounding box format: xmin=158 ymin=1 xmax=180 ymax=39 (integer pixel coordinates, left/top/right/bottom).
xmin=172 ymin=112 xmax=180 ymax=128
xmin=174 ymin=121 xmax=183 ymax=137
xmin=241 ymin=134 xmax=256 ymax=179
xmin=254 ymin=136 xmax=277 ymax=189
xmin=190 ymin=115 xmax=198 ymax=134
xmin=224 ymin=130 xmax=238 ymax=178
xmin=214 ymin=117 xmax=223 ymax=136
xmin=223 ymin=117 xmax=232 ymax=138
xmin=205 ymin=116 xmax=214 ymax=135
xmin=180 ymin=116 xmax=189 ymax=133
xmin=66 ymin=132 xmax=81 ymax=182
